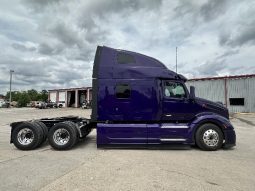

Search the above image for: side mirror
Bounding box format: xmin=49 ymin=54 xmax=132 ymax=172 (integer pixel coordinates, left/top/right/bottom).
xmin=189 ymin=86 xmax=195 ymax=100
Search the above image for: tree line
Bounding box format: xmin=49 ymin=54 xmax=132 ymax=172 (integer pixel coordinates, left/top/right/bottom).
xmin=5 ymin=89 xmax=48 ymax=107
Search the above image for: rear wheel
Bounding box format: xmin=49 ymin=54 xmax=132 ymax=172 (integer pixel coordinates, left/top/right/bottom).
xmin=48 ymin=122 xmax=78 ymax=150
xmin=32 ymin=121 xmax=48 ymax=143
xmin=12 ymin=122 xmax=44 ymax=150
xmin=195 ymin=123 xmax=223 ymax=151
xmin=63 ymin=121 xmax=79 ymax=141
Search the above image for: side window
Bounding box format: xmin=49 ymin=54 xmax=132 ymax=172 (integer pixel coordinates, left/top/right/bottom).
xmin=164 ymin=81 xmax=186 ymax=98
xmin=117 ymin=53 xmax=136 ymax=64
xmin=116 ymin=84 xmax=131 ymax=99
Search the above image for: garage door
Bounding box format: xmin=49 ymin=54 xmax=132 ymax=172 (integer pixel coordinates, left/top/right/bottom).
xmin=59 ymin=91 xmax=66 ymax=102
xmin=49 ymin=92 xmax=57 ymax=102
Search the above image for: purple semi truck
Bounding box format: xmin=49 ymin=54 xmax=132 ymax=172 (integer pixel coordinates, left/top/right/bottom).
xmin=10 ymin=46 xmax=236 ymax=151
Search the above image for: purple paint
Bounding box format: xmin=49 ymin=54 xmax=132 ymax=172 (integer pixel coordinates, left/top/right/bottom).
xmin=92 ymin=46 xmax=236 ymax=149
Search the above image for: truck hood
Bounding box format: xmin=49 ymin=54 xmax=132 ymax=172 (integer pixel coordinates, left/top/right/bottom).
xmin=195 ymin=97 xmax=229 ymax=119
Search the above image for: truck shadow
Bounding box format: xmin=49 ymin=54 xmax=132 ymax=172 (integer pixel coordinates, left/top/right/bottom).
xmin=38 ymin=135 xmax=235 ymax=151
xmin=72 ymin=135 xmax=193 ymax=150
xmin=75 ymin=138 xmax=236 ymax=151
xmin=74 ymin=136 xmax=97 ymax=149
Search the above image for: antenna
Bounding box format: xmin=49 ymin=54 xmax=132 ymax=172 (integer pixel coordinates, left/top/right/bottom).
xmin=176 ymin=47 xmax=178 ymax=73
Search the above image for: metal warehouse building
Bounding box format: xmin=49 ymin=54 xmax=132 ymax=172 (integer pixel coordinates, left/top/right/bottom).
xmin=186 ymin=74 xmax=255 ymax=113
xmin=48 ymin=87 xmax=92 ymax=108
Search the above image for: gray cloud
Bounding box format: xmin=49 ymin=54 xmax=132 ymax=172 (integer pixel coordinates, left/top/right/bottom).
xmin=219 ymin=24 xmax=255 ymax=47
xmin=0 ymin=0 xmax=254 ymax=94
xmin=200 ymin=0 xmax=228 ymax=21
xmin=217 ymin=49 xmax=239 ymax=59
xmin=23 ymin=0 xmax=61 ymax=10
xmin=232 ymin=25 xmax=255 ymax=46
xmin=12 ymin=43 xmax=36 ymax=52
xmin=38 ymin=43 xmax=57 ymax=55
xmin=218 ymin=1 xmax=255 ymax=47
xmin=196 ymin=60 xmax=227 ymax=76
xmin=49 ymin=21 xmax=83 ymax=47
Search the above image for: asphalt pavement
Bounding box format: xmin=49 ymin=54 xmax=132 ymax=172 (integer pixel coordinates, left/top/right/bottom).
xmin=0 ymin=108 xmax=254 ymax=191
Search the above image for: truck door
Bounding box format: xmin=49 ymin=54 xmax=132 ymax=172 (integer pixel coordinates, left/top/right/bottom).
xmin=148 ymin=80 xmax=197 ymax=144
xmin=161 ymin=80 xmax=196 ymax=122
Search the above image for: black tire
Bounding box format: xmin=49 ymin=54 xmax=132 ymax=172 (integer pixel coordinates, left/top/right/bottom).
xmin=58 ymin=104 xmax=62 ymax=108
xmin=48 ymin=122 xmax=78 ymax=150
xmin=12 ymin=122 xmax=44 ymax=150
xmin=31 ymin=121 xmax=45 ymax=147
xmin=63 ymin=121 xmax=79 ymax=141
xmin=195 ymin=123 xmax=223 ymax=151
xmin=33 ymin=121 xmax=48 ymax=143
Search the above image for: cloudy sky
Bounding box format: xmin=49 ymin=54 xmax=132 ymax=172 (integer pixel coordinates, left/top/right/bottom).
xmin=0 ymin=0 xmax=254 ymax=94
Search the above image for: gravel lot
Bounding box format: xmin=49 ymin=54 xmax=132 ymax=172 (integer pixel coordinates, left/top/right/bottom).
xmin=0 ymin=108 xmax=254 ymax=191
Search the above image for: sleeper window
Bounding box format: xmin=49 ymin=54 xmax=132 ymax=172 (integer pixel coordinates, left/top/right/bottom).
xmin=117 ymin=53 xmax=136 ymax=64
xmin=116 ymin=84 xmax=131 ymax=99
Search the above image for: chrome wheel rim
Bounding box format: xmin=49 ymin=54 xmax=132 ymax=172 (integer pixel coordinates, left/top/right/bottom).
xmin=203 ymin=129 xmax=219 ymax=147
xmin=17 ymin=128 xmax=34 ymax=145
xmin=53 ymin=128 xmax=70 ymax=145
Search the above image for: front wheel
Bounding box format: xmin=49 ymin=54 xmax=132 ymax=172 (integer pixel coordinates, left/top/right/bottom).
xmin=195 ymin=123 xmax=223 ymax=151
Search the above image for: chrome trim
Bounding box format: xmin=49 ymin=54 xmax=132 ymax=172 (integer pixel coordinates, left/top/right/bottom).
xmin=17 ymin=128 xmax=34 ymax=145
xmin=53 ymin=128 xmax=70 ymax=146
xmin=203 ymin=129 xmax=219 ymax=147
xmin=161 ymin=125 xmax=189 ymax=129
xmin=160 ymin=138 xmax=186 ymax=142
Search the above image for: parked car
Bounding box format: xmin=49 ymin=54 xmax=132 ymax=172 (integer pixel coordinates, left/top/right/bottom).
xmin=0 ymin=100 xmax=10 ymax=108
xmin=0 ymin=100 xmax=5 ymax=108
xmin=26 ymin=102 xmax=33 ymax=107
xmin=57 ymin=101 xmax=65 ymax=108
xmin=4 ymin=102 xmax=10 ymax=108
xmin=28 ymin=101 xmax=37 ymax=108
xmin=46 ymin=102 xmax=57 ymax=108
xmin=10 ymin=101 xmax=18 ymax=107
xmin=35 ymin=101 xmax=47 ymax=109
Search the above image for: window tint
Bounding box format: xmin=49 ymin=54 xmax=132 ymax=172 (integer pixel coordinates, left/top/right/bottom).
xmin=117 ymin=53 xmax=136 ymax=64
xmin=164 ymin=82 xmax=186 ymax=98
xmin=116 ymin=84 xmax=131 ymax=99
xmin=229 ymin=98 xmax=244 ymax=106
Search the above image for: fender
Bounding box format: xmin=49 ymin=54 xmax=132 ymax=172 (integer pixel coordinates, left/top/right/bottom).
xmin=10 ymin=122 xmax=24 ymax=143
xmin=187 ymin=112 xmax=233 ymax=143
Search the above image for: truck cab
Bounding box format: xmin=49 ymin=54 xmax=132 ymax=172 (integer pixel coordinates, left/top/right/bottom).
xmin=93 ymin=46 xmax=236 ymax=151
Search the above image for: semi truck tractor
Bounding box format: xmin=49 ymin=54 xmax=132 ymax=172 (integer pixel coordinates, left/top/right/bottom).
xmin=10 ymin=46 xmax=236 ymax=151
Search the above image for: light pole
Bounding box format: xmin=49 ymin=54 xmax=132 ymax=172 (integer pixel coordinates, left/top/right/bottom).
xmin=9 ymin=70 xmax=14 ymax=103
xmin=176 ymin=47 xmax=178 ymax=73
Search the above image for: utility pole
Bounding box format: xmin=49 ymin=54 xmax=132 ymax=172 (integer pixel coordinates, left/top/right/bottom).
xmin=176 ymin=47 xmax=178 ymax=73
xmin=9 ymin=70 xmax=14 ymax=103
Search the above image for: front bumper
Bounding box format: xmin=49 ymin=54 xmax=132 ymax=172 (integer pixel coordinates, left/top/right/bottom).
xmin=223 ymin=129 xmax=236 ymax=148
